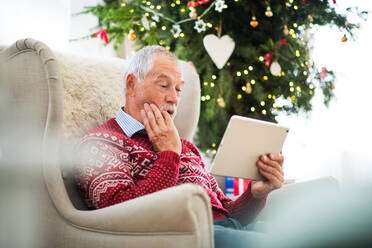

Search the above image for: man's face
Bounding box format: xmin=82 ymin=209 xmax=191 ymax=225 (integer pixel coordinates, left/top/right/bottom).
xmin=126 ymin=53 xmax=184 ymax=122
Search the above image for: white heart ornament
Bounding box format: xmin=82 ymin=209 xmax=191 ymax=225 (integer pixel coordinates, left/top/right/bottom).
xmin=203 ymin=34 xmax=235 ymax=69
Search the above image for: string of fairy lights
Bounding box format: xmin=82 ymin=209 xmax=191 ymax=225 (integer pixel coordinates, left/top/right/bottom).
xmin=130 ymin=0 xmax=314 ymax=112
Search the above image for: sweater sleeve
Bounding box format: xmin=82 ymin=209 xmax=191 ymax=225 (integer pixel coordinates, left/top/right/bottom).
xmin=213 ymin=177 xmax=267 ymax=226
xmin=184 ymin=140 xmax=267 ymax=225
xmin=75 ymin=138 xmax=180 ymax=209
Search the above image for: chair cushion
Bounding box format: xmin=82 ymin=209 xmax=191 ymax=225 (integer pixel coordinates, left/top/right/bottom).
xmin=56 ymin=52 xmax=125 ymax=142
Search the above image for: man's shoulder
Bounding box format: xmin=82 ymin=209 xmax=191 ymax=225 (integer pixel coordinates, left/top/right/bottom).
xmin=84 ymin=118 xmax=123 ymax=136
xmin=80 ymin=118 xmax=127 ymax=145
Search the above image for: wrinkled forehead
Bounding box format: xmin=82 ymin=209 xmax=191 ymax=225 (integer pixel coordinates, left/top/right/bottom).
xmin=149 ymin=53 xmax=184 ymax=81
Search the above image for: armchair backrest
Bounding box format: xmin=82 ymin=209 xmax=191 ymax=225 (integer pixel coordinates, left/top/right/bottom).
xmin=0 ymin=38 xmax=201 ymax=212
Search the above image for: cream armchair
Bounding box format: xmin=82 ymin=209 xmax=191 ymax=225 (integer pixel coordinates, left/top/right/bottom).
xmin=0 ymin=39 xmax=213 ymax=248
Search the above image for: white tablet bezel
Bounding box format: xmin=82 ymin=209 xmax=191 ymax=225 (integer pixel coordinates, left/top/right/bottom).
xmin=210 ymin=115 xmax=289 ymax=180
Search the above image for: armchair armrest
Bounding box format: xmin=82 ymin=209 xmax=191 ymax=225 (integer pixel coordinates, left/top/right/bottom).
xmin=63 ymin=184 xmax=213 ymax=234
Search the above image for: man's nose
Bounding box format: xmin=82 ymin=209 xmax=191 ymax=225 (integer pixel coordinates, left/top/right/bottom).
xmin=165 ymin=88 xmax=179 ymax=105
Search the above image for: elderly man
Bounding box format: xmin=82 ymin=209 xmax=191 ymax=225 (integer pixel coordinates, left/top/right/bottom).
xmin=75 ymin=45 xmax=284 ymax=248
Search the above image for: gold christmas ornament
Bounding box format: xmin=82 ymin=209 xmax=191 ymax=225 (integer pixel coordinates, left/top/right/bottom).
xmin=189 ymin=11 xmax=197 ymax=19
xmin=250 ymin=16 xmax=259 ymax=28
xmin=283 ymin=25 xmax=289 ymax=35
xmin=330 ymin=82 xmax=335 ymax=89
xmin=307 ymin=15 xmax=313 ymax=23
xmin=341 ymin=34 xmax=348 ymax=42
xmin=245 ymin=83 xmax=252 ymax=94
xmin=265 ymin=7 xmax=273 ymax=17
xmin=128 ymin=30 xmax=137 ymax=41
xmin=217 ymin=97 xmax=226 ymax=108
xmin=189 ymin=7 xmax=197 ymax=19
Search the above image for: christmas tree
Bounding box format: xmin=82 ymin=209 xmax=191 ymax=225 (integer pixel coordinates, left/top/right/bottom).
xmin=79 ymin=0 xmax=367 ymax=154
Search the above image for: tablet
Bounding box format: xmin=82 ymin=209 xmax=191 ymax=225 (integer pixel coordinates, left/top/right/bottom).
xmin=210 ymin=115 xmax=289 ymax=180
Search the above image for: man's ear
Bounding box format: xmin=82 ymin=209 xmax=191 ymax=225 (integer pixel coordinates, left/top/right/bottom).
xmin=126 ymin=74 xmax=137 ymax=97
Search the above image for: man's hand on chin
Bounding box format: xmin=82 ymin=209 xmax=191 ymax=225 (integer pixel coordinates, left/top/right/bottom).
xmin=251 ymin=153 xmax=284 ymax=199
xmin=141 ymin=103 xmax=181 ymax=155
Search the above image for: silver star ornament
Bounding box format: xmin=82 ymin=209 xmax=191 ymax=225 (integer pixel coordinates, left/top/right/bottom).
xmin=215 ymin=0 xmax=225 ymax=13
xmin=152 ymin=14 xmax=160 ymax=22
xmin=194 ymin=19 xmax=207 ymax=33
xmin=171 ymin=24 xmax=182 ymax=37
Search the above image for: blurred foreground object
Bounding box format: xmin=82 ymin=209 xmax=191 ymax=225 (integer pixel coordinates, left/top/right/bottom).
xmin=258 ymin=177 xmax=372 ymax=247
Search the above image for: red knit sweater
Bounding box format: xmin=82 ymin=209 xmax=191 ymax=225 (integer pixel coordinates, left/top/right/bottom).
xmin=75 ymin=118 xmax=266 ymax=225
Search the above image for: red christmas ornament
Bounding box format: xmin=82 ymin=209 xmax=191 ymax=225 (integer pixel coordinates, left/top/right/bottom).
xmin=95 ymin=29 xmax=109 ymax=44
xmin=319 ymin=67 xmax=328 ymax=79
xmin=264 ymin=39 xmax=286 ymax=67
xmin=274 ymin=39 xmax=287 ymax=49
xmin=187 ymin=0 xmax=210 ymax=7
xmin=264 ymin=51 xmax=274 ymax=67
xmin=187 ymin=1 xmax=196 ymax=7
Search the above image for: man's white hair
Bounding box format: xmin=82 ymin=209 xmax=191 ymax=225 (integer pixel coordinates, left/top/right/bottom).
xmin=123 ymin=45 xmax=178 ymax=95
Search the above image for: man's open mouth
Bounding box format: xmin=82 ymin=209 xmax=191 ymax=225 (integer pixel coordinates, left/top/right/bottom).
xmin=160 ymin=104 xmax=176 ymax=117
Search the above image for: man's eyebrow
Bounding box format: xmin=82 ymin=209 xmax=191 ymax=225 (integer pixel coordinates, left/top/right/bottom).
xmin=156 ymin=74 xmax=184 ymax=85
xmin=156 ymin=73 xmax=169 ymax=79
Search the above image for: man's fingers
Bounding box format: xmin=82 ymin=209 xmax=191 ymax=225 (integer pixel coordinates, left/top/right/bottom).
xmin=257 ymin=160 xmax=284 ymax=183
xmin=269 ymin=153 xmax=284 ymax=167
xmin=150 ymin=104 xmax=166 ymax=128
xmin=260 ymin=155 xmax=284 ymax=176
xmin=259 ymin=169 xmax=283 ymax=188
xmin=161 ymin=110 xmax=173 ymax=126
xmin=266 ymin=160 xmax=284 ymax=177
xmin=144 ymin=103 xmax=161 ymax=133
xmin=141 ymin=109 xmax=154 ymax=137
xmin=258 ymin=163 xmax=283 ymax=187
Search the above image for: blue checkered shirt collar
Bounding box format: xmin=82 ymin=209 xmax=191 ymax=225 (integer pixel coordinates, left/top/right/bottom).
xmin=115 ymin=107 xmax=146 ymax=138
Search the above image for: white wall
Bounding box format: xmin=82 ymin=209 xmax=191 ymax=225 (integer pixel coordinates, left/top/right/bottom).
xmin=0 ymin=0 xmax=118 ymax=57
xmin=278 ymin=0 xmax=372 ymax=186
xmin=0 ymin=0 xmax=71 ymax=51
xmin=68 ymin=0 xmax=117 ymax=57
